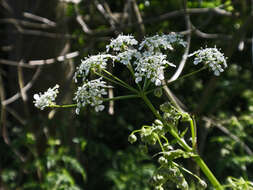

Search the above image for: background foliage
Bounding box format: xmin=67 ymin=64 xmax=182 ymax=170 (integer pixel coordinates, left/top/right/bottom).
xmin=1 ymin=0 xmax=253 ymax=189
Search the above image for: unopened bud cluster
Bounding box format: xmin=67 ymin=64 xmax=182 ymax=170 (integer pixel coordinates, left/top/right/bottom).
xmin=151 ymin=165 xmax=189 ymax=190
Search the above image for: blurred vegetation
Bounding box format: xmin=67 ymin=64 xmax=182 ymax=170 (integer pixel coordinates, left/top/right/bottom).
xmin=1 ymin=0 xmax=253 ymax=189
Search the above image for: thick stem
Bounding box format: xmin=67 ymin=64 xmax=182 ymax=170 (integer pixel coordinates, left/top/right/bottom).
xmin=103 ymin=94 xmax=140 ymax=102
xmin=141 ymin=93 xmax=223 ymax=189
xmin=194 ymin=156 xmax=223 ymax=190
xmin=141 ymin=93 xmax=192 ymax=152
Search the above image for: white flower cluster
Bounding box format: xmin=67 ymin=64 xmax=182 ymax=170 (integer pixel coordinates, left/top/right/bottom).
xmin=139 ymin=33 xmax=186 ymax=52
xmin=73 ymin=54 xmax=114 ymax=82
xmin=106 ymin=34 xmax=138 ymax=52
xmin=134 ymin=53 xmax=176 ymax=86
xmin=189 ymin=47 xmax=227 ymax=76
xmin=73 ymin=78 xmax=108 ymax=114
xmin=33 ymin=84 xmax=59 ymax=110
xmin=116 ymin=49 xmax=141 ymax=65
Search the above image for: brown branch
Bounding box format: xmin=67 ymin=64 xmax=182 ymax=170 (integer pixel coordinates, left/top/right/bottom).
xmin=5 ymin=106 xmax=26 ymax=125
xmin=168 ymin=6 xmax=192 ymax=83
xmin=0 ymin=18 xmax=55 ymax=29
xmin=0 ymin=0 xmax=13 ymax=14
xmin=17 ymin=28 xmax=71 ymax=38
xmin=29 ymin=51 xmax=79 ymax=65
xmin=94 ymin=0 xmax=116 ymax=28
xmin=0 ymin=51 xmax=79 ymax=68
xmin=131 ymin=0 xmax=145 ymax=36
xmin=23 ymin=12 xmax=56 ymax=27
xmin=0 ymin=72 xmax=26 ymax=162
xmin=2 ymin=67 xmax=41 ymax=106
xmin=74 ymin=5 xmax=92 ymax=34
xmin=203 ymin=117 xmax=253 ymax=156
xmin=85 ymin=6 xmax=236 ymax=37
xmin=192 ymin=25 xmax=232 ymax=40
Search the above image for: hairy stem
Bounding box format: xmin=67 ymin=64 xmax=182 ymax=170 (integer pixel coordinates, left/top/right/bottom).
xmin=141 ymin=93 xmax=223 ymax=189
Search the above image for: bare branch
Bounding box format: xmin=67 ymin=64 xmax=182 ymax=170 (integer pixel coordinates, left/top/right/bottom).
xmin=0 ymin=59 xmax=35 ymax=68
xmin=192 ymin=25 xmax=232 ymax=40
xmin=0 ymin=18 xmax=55 ymax=29
xmin=23 ymin=12 xmax=56 ymax=27
xmin=2 ymin=67 xmax=41 ymax=106
xmin=94 ymin=0 xmax=116 ymax=28
xmin=168 ymin=2 xmax=191 ymax=83
xmin=0 ymin=51 xmax=79 ymax=68
xmin=131 ymin=0 xmax=145 ymax=36
xmin=203 ymin=117 xmax=253 ymax=156
xmin=74 ymin=5 xmax=92 ymax=34
xmin=29 ymin=51 xmax=79 ymax=65
xmin=0 ymin=0 xmax=13 ymax=14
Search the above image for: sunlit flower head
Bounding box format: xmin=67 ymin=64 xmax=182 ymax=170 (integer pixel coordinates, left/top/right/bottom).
xmin=106 ymin=34 xmax=138 ymax=52
xmin=116 ymin=49 xmax=141 ymax=65
xmin=73 ymin=78 xmax=108 ymax=114
xmin=73 ymin=54 xmax=115 ymax=82
xmin=33 ymin=84 xmax=59 ymax=110
xmin=189 ymin=47 xmax=227 ymax=76
xmin=139 ymin=33 xmax=186 ymax=53
xmin=134 ymin=53 xmax=176 ymax=86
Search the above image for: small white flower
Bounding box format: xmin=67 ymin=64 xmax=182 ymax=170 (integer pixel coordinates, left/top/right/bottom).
xmin=106 ymin=34 xmax=138 ymax=52
xmin=33 ymin=84 xmax=59 ymax=110
xmin=116 ymin=49 xmax=141 ymax=65
xmin=73 ymin=78 xmax=108 ymax=114
xmin=134 ymin=53 xmax=175 ymax=86
xmin=139 ymin=33 xmax=186 ymax=53
xmin=73 ymin=54 xmax=115 ymax=82
xmin=189 ymin=47 xmax=227 ymax=76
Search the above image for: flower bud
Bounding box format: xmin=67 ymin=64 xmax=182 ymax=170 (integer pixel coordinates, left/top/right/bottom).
xmin=128 ymin=134 xmax=137 ymax=144
xmin=154 ymin=88 xmax=163 ymax=97
xmin=158 ymin=156 xmax=168 ymax=165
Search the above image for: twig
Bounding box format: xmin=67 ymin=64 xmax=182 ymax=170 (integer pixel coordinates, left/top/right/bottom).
xmin=168 ymin=4 xmax=191 ymax=83
xmin=0 ymin=18 xmax=55 ymax=29
xmin=0 ymin=51 xmax=79 ymax=68
xmin=202 ymin=117 xmax=253 ymax=156
xmin=131 ymin=0 xmax=145 ymax=36
xmin=94 ymin=0 xmax=116 ymax=28
xmin=2 ymin=66 xmax=42 ymax=106
xmin=5 ymin=106 xmax=26 ymax=125
xmin=23 ymin=12 xmax=56 ymax=27
xmin=0 ymin=73 xmax=26 ymax=162
xmin=29 ymin=51 xmax=79 ymax=65
xmin=74 ymin=5 xmax=92 ymax=34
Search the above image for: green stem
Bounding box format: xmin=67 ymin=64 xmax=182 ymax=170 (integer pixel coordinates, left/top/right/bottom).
xmin=103 ymin=94 xmax=139 ymax=102
xmin=194 ymin=156 xmax=223 ymax=190
xmin=155 ymin=134 xmax=165 ymax=152
xmin=169 ymin=66 xmax=207 ymax=84
xmin=172 ymin=162 xmax=202 ymax=182
xmin=95 ymin=71 xmax=137 ymax=93
xmin=141 ymin=93 xmax=223 ymax=189
xmin=50 ymin=104 xmax=76 ymax=108
xmin=141 ymin=93 xmax=192 ymax=152
xmin=102 ymin=69 xmax=139 ymax=93
xmin=190 ymin=118 xmax=197 ymax=150
xmin=144 ymin=67 xmax=208 ymax=96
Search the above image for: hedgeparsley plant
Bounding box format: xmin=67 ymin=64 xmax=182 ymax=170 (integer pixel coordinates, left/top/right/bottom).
xmin=34 ymin=33 xmax=229 ymax=190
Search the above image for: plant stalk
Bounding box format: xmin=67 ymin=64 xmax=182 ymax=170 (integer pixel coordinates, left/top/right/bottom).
xmin=141 ymin=93 xmax=223 ymax=189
